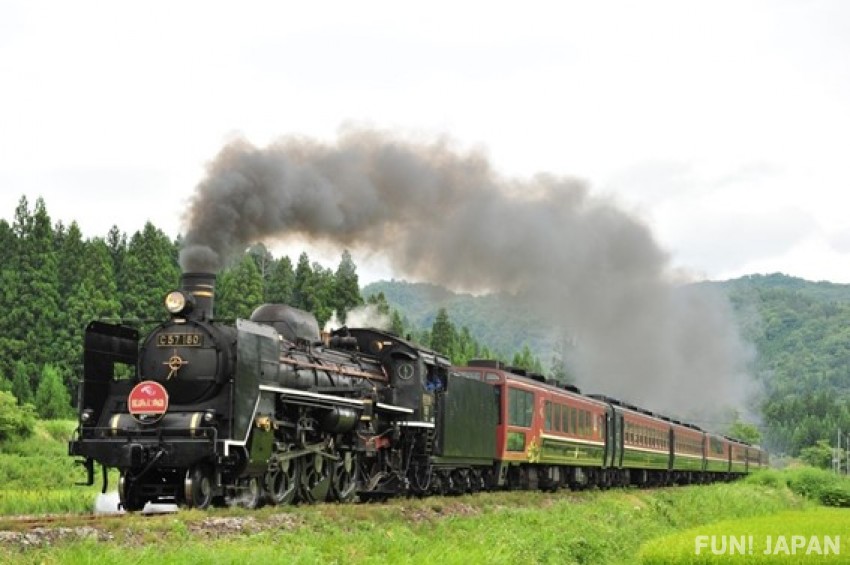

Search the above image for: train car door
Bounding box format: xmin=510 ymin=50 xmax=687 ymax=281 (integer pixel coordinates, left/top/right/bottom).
xmin=668 ymin=427 xmax=675 ymax=471
xmin=603 ymin=405 xmax=615 ymax=468
xmin=616 ymin=410 xmax=624 ymax=467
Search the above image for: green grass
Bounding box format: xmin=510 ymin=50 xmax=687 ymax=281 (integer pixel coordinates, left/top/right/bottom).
xmin=2 ymin=425 xmax=847 ymax=563
xmin=0 ymin=419 xmax=108 ymax=515
xmin=746 ymin=467 xmax=850 ymax=508
xmin=639 ymin=507 xmax=850 ymax=564
xmin=0 ymin=480 xmax=807 ymax=564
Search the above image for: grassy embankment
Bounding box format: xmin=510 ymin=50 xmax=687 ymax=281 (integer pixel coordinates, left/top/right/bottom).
xmin=1 ymin=421 xmax=847 ymax=564
xmin=639 ymin=468 xmax=850 ymax=564
xmin=0 ymin=420 xmax=107 ymax=515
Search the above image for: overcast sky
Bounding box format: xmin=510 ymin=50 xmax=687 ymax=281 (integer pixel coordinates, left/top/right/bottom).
xmin=2 ymin=0 xmax=849 ymax=284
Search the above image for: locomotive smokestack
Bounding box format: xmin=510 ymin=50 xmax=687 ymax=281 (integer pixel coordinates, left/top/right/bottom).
xmin=181 ymin=272 xmax=216 ymax=320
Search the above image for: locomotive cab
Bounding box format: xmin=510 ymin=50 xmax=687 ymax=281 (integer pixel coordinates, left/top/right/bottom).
xmin=340 ymin=327 xmax=450 ymax=423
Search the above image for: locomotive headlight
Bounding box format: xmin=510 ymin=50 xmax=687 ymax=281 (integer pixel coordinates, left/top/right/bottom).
xmin=80 ymin=409 xmax=94 ymax=423
xmin=165 ymin=291 xmax=189 ymax=314
xmin=203 ymin=410 xmax=216 ymax=423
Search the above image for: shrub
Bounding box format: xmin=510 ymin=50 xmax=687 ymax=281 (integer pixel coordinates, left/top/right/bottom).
xmin=784 ymin=467 xmax=850 ymax=507
xmin=812 ymin=482 xmax=850 ymax=507
xmin=0 ymin=391 xmax=35 ymax=443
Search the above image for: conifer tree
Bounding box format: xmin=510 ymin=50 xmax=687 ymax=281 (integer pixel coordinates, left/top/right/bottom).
xmin=390 ymin=310 xmax=407 ymax=337
xmin=0 ymin=218 xmax=20 ymax=380
xmin=333 ymin=250 xmax=363 ymax=323
xmin=119 ymin=222 xmax=180 ymax=325
xmin=292 ymin=252 xmax=313 ymax=310
xmin=53 ymin=222 xmax=90 ymax=384
xmin=216 ymin=254 xmax=264 ymax=319
xmin=59 ymin=239 xmax=122 ymax=388
xmin=365 ymin=292 xmax=391 ymax=315
xmin=106 ymin=225 xmax=127 ymax=276
xmin=511 ymin=345 xmax=544 ymax=373
xmin=311 ymin=262 xmax=336 ymax=327
xmin=455 ymin=326 xmax=479 ymax=366
xmin=248 ymin=243 xmax=274 ymax=287
xmin=56 ymin=221 xmax=86 ymax=297
xmin=16 ymin=198 xmax=61 ymax=374
xmin=11 ymin=361 xmax=34 ymax=406
xmin=430 ymin=308 xmax=456 ymax=357
xmin=266 ymin=255 xmax=295 ymax=304
xmin=35 ymin=364 xmax=73 ymax=419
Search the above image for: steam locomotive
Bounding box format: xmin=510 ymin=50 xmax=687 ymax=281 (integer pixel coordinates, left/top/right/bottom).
xmin=69 ymin=272 xmax=766 ymax=510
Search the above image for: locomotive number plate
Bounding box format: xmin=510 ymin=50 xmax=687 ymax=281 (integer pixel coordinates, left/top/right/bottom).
xmin=157 ymin=334 xmax=204 ymax=347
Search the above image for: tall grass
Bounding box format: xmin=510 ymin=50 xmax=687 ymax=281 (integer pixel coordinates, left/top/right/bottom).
xmin=0 ymin=419 xmax=104 ymax=515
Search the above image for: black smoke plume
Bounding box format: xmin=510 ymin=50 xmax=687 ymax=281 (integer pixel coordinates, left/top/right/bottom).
xmin=180 ymin=128 xmax=754 ymax=418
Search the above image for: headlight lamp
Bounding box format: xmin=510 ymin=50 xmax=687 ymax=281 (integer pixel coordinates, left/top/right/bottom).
xmin=165 ymin=291 xmax=189 ymax=314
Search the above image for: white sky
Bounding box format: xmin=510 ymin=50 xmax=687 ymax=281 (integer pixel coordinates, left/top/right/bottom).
xmin=2 ymin=0 xmax=849 ymax=284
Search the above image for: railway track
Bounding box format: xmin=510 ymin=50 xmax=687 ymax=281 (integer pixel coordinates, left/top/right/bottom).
xmin=0 ymin=509 xmax=175 ymax=531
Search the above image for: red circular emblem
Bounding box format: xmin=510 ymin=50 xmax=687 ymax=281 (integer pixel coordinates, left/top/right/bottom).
xmin=128 ymin=381 xmax=169 ymax=423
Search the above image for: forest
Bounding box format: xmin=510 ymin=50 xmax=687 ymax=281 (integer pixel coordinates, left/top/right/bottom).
xmin=1 ymin=195 xmax=849 ymax=460
xmin=0 ymin=196 xmax=528 ymax=425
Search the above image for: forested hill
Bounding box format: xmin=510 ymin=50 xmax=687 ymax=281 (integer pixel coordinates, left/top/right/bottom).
xmin=365 ymin=274 xmax=850 ymax=456
xmin=361 ymin=280 xmax=555 ymax=363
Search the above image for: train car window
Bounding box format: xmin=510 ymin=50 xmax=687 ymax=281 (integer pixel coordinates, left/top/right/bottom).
xmin=494 ymin=387 xmax=502 ymax=425
xmin=710 ymin=436 xmax=723 ymax=455
xmin=508 ymin=387 xmax=534 ymax=428
xmin=560 ymin=405 xmax=567 ymax=432
xmin=544 ymin=401 xmax=552 ymax=431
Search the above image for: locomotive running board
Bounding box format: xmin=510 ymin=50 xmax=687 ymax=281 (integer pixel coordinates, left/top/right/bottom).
xmin=259 ymin=385 xmax=365 ymax=408
xmin=376 ymin=403 xmax=414 ymax=415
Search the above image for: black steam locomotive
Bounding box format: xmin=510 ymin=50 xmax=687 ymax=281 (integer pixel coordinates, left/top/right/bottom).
xmin=69 ymin=272 xmax=496 ymax=510
xmin=70 ymin=272 xmax=765 ymax=511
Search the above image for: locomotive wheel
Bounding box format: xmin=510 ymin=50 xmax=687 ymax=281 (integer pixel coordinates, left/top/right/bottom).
xmin=327 ymin=451 xmax=358 ymax=503
xmin=118 ymin=473 xmax=146 ymax=512
xmin=299 ymin=453 xmax=331 ymax=503
xmin=185 ymin=465 xmax=214 ymax=510
xmin=265 ymin=457 xmax=301 ymax=505
xmin=237 ymin=477 xmax=262 ymax=509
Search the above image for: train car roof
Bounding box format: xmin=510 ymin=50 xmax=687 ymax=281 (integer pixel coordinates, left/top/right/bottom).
xmin=453 ymin=364 xmax=605 ymax=407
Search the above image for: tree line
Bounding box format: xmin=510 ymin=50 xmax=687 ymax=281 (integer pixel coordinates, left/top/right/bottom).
xmin=0 ymin=196 xmax=543 ymax=429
